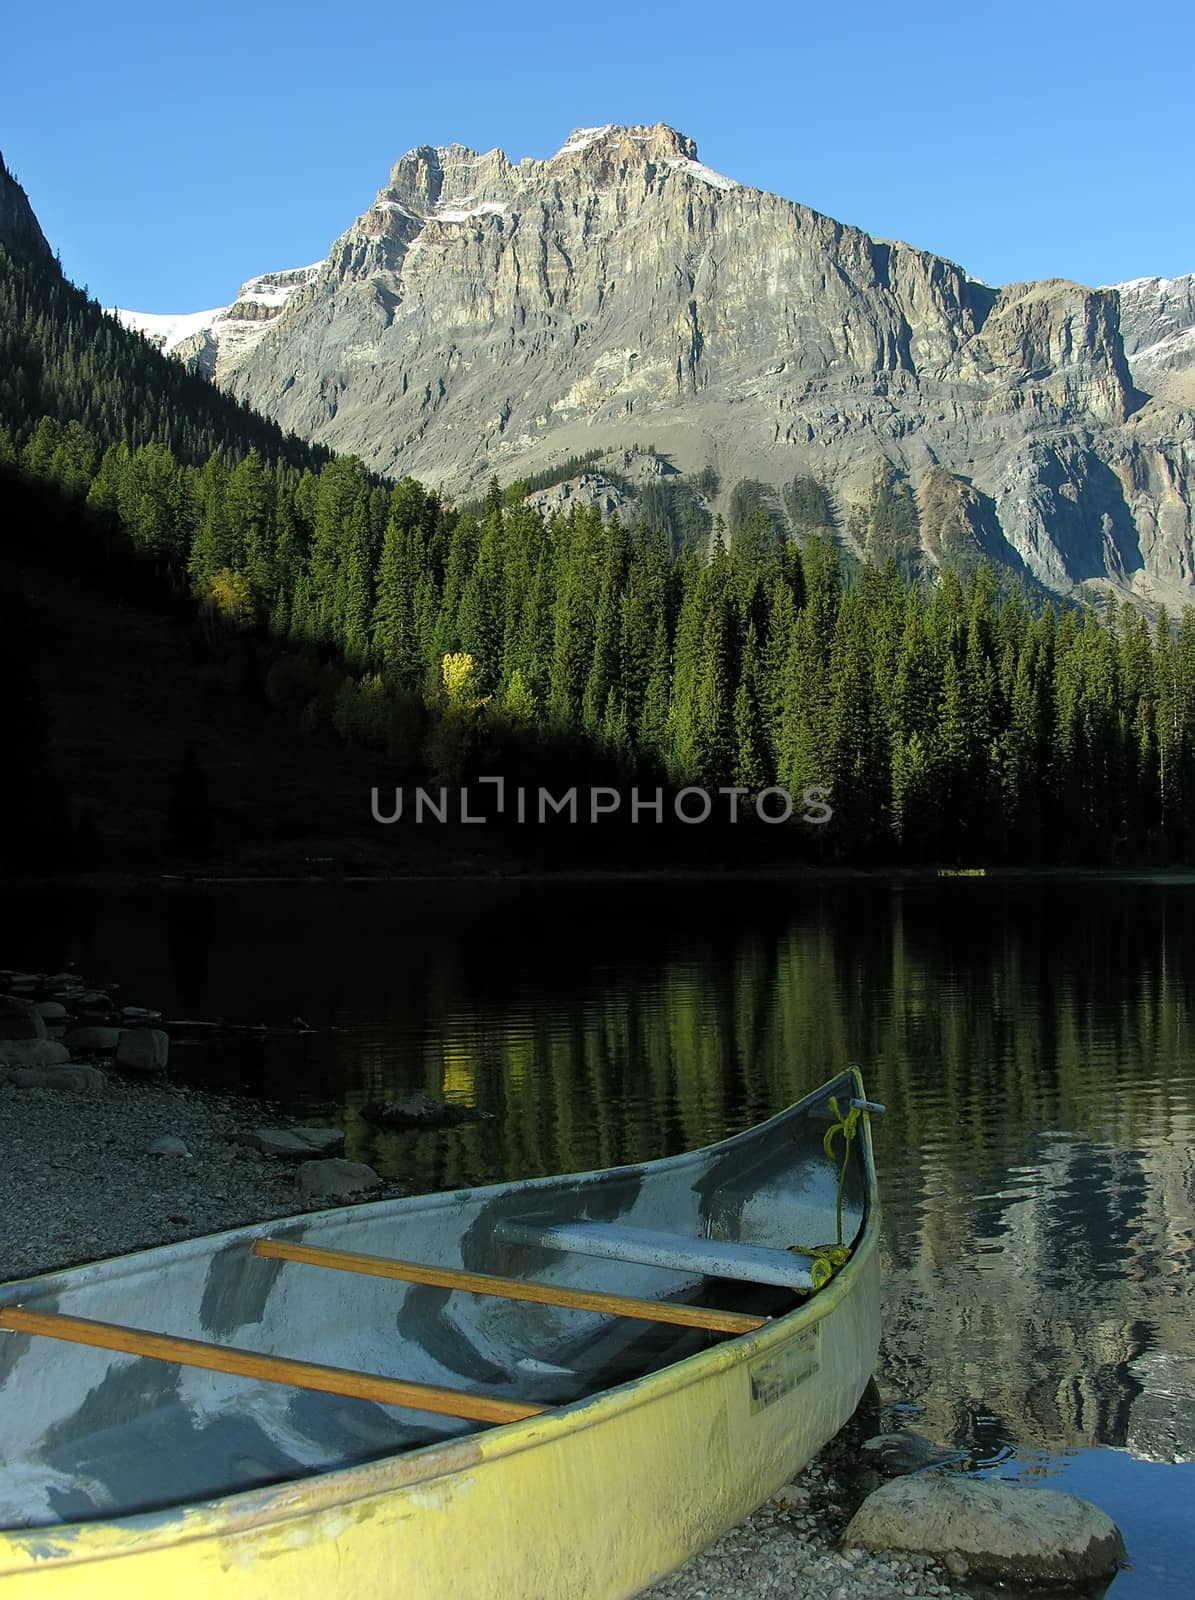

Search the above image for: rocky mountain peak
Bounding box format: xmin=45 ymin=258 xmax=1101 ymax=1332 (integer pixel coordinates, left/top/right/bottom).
xmin=549 ymin=122 xmax=700 ymax=166
xmin=109 ymin=122 xmax=1194 ymax=606
xmin=382 ymin=143 xmax=515 ymax=217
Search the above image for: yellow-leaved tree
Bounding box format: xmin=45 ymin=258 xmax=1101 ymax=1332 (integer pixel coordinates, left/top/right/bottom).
xmin=205 ymin=568 xmax=254 ymax=629
xmin=441 ymin=651 xmax=488 ymax=712
xmin=427 ymin=652 xmax=490 ymax=782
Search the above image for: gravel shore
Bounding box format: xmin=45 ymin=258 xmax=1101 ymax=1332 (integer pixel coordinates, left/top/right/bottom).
xmin=0 ymin=1076 xmax=362 ymax=1282
xmin=648 ymin=1444 xmax=967 ymax=1600
xmin=0 ymin=1062 xmax=964 ymax=1600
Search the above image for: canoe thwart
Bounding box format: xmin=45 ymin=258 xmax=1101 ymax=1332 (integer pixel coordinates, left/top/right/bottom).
xmin=0 ymin=1306 xmax=544 ymax=1425
xmin=252 ymin=1238 xmax=767 ymax=1335
xmin=496 ymin=1220 xmax=816 ymax=1291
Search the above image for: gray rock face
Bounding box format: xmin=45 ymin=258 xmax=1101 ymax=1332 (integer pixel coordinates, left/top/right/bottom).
xmin=842 ymin=1474 xmax=1125 ymax=1585
xmin=1113 ymin=273 xmax=1195 ymax=405
xmin=296 ymin=1158 xmax=382 ymax=1199
xmin=158 ymin=120 xmax=1191 ymax=607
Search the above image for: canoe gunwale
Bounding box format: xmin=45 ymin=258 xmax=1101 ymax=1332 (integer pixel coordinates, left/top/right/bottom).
xmin=0 ymin=1068 xmax=881 ymax=1576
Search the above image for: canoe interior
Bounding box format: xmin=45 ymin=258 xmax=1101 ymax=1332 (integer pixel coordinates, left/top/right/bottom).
xmin=0 ymin=1071 xmax=871 ymax=1530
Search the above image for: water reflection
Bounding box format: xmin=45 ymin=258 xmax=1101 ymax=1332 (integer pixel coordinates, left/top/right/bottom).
xmin=8 ymin=876 xmax=1195 ymax=1584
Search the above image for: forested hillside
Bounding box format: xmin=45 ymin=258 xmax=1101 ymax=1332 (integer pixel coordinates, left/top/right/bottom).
xmin=0 ymin=240 xmax=327 ymax=473
xmin=5 ymin=409 xmax=1195 ymax=869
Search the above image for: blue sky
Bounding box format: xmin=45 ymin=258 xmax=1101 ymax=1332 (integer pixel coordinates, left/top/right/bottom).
xmin=5 ymin=0 xmax=1193 ymax=311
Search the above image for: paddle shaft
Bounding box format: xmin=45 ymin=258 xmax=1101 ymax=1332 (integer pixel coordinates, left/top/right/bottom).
xmin=0 ymin=1306 xmax=543 ymax=1425
xmin=253 ymin=1238 xmax=768 ymax=1335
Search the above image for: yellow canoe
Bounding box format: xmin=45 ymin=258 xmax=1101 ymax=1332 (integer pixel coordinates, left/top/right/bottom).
xmin=0 ymin=1068 xmax=881 ymax=1598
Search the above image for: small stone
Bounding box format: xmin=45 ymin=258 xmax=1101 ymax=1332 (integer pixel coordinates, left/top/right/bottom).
xmin=770 ymin=1484 xmax=808 ymax=1509
xmin=147 ymin=1136 xmax=191 ymax=1157
xmin=942 ymin=1551 xmax=968 ymax=1578
xmin=861 ymin=1432 xmax=968 ymax=1474
xmin=115 ymin=1029 xmax=169 ymax=1073
xmin=34 ymin=1001 xmax=68 ymax=1020
xmin=121 ymin=1006 xmax=162 ymax=1020
xmin=297 ymin=1159 xmax=382 ymax=1199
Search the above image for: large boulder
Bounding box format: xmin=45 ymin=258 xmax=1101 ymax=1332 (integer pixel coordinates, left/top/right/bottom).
xmin=115 ymin=1028 xmax=169 ymax=1073
xmin=842 ymin=1475 xmax=1125 ymax=1586
xmin=13 ymin=1064 xmax=107 ymax=1094
xmin=0 ymin=1039 xmax=70 ymax=1068
xmin=297 ymin=1159 xmax=382 ymax=1199
xmin=0 ymin=997 xmax=46 ymax=1041
xmin=64 ymin=1026 xmax=122 ymax=1053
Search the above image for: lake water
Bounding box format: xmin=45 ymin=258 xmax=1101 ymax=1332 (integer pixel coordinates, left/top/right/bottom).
xmin=10 ymin=876 xmax=1195 ymax=1595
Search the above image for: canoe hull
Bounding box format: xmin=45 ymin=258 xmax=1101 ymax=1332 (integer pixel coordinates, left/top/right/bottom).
xmin=0 ymin=1074 xmax=881 ymax=1598
xmin=0 ymin=1241 xmax=878 ymax=1599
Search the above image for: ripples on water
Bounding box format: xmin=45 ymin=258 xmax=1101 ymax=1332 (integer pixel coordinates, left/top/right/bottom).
xmin=9 ymin=876 xmax=1195 ymax=1594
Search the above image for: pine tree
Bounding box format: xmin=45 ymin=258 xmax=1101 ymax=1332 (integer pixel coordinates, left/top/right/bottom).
xmin=372 ymin=514 xmax=420 ymax=685
xmin=338 ymin=497 xmax=373 ymax=667
xmin=733 ymin=623 xmax=769 ymax=791
xmin=456 ymin=504 xmax=506 ymax=695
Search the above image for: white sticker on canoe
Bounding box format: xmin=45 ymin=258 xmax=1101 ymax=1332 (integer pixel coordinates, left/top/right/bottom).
xmin=748 ymin=1326 xmax=820 ymax=1412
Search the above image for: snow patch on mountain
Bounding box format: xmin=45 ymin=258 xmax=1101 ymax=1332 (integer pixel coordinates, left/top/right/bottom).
xmin=1107 ymin=271 xmax=1195 ymax=399
xmin=114 ymin=305 xmax=228 ymax=353
xmin=434 ymin=199 xmax=508 ymax=223
xmin=111 ymin=261 xmax=325 ymax=380
xmin=555 ymin=126 xmax=613 ymax=158
xmin=663 ymin=156 xmax=739 ymax=193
